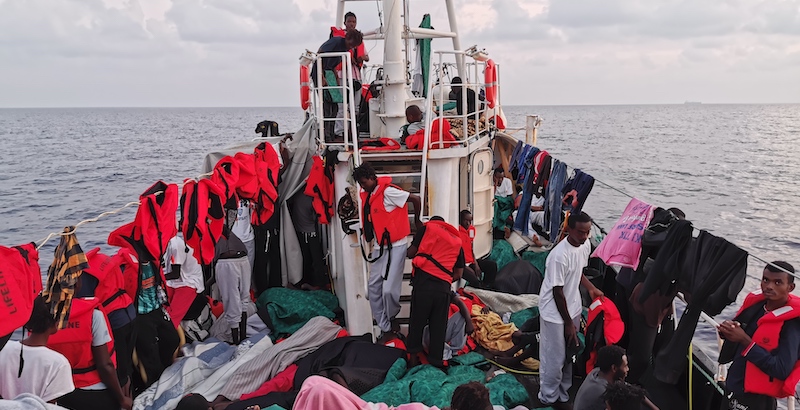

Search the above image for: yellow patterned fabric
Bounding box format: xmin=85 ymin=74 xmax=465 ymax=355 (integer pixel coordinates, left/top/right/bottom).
xmin=470 ymin=305 xmax=539 ymax=370
xmin=43 ymin=227 xmax=89 ymax=329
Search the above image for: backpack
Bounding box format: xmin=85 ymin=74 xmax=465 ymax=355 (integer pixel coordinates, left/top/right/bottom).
xmin=337 ymin=187 xmax=358 ymax=235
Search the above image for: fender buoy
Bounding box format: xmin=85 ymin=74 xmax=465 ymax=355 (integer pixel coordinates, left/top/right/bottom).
xmin=484 ymin=59 xmax=497 ymax=109
xmin=300 ymin=65 xmax=311 ymax=110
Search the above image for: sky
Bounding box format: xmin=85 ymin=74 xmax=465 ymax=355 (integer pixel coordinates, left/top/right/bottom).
xmin=0 ymin=0 xmax=799 ymax=107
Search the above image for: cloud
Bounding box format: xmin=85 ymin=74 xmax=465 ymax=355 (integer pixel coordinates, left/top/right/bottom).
xmin=0 ymin=0 xmax=798 ymax=107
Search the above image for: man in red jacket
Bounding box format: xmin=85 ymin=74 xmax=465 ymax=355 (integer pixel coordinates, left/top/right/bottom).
xmin=719 ymin=261 xmax=800 ymax=410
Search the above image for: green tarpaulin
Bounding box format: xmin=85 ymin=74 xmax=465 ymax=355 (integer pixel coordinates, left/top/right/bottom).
xmin=255 ymin=288 xmax=339 ymax=341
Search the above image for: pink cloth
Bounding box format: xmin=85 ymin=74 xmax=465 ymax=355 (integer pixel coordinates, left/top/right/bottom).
xmin=166 ymin=286 xmax=197 ymax=327
xmin=591 ymin=198 xmax=654 ymax=268
xmin=293 ymin=376 xmax=435 ymax=410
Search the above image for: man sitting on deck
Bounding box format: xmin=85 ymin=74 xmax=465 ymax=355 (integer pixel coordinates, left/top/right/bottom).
xmin=574 ymin=345 xmax=658 ymax=410
xmin=718 ymin=261 xmax=800 ymax=410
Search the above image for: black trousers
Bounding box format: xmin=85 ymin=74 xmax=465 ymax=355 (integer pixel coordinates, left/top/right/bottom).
xmin=133 ymin=308 xmax=179 ymax=389
xmin=406 ymin=287 xmax=451 ymax=368
xmin=58 ymin=388 xmax=118 ymax=410
xmin=729 ymin=393 xmax=777 ymax=410
xmin=112 ymin=319 xmax=135 ymax=387
xmin=298 ymin=231 xmax=328 ymax=288
xmin=254 ymin=227 xmax=282 ymax=295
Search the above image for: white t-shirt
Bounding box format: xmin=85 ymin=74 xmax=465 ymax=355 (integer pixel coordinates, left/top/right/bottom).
xmin=271 ymin=142 xmax=284 ymax=169
xmin=511 ymin=210 xmax=540 ymax=242
xmin=495 ymin=177 xmax=514 ymax=198
xmin=370 ymin=186 xmax=410 ymax=250
xmin=231 ymin=199 xmax=255 ymax=243
xmin=82 ymin=309 xmax=113 ymax=390
xmin=0 ymin=341 xmax=75 ymax=402
xmin=538 ymin=237 xmax=591 ymax=323
xmin=164 ymin=234 xmax=205 ymax=293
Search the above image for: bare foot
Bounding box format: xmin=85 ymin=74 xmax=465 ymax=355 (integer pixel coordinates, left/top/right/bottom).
xmin=245 ymin=406 xmax=261 ymax=410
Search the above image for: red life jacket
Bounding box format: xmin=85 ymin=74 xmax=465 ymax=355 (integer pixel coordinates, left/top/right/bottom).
xmin=47 ymin=298 xmax=117 ymax=388
xmin=135 ymin=181 xmax=179 ymax=261
xmin=405 ymin=119 xmax=455 ymax=150
xmin=359 ymin=177 xmax=411 ymax=245
xmin=251 ymin=142 xmax=281 ymax=226
xmin=459 ymin=225 xmax=476 ymax=264
xmin=584 ymin=297 xmax=625 ymax=373
xmin=233 ymin=152 xmax=259 ymax=201
xmin=736 ymin=291 xmax=800 ymax=398
xmin=84 ymin=248 xmax=134 ymax=314
xmin=180 ymin=179 xmax=225 ymax=265
xmin=211 ymin=155 xmax=241 ymax=205
xmin=304 ymin=156 xmax=333 ymax=225
xmin=412 ymin=220 xmax=462 ymax=283
xmin=0 ymin=243 xmax=41 ymax=337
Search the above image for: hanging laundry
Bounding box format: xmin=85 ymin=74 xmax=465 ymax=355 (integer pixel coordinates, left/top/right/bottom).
xmin=545 ymin=160 xmax=568 ymax=242
xmin=304 ymin=156 xmax=334 ymax=225
xmin=0 ymin=243 xmax=42 ymax=337
xmin=636 ymin=219 xmax=693 ymax=305
xmin=135 ymin=181 xmax=179 ymax=262
xmin=531 ymin=150 xmax=552 ymax=197
xmin=251 ymin=142 xmax=281 ymax=226
xmin=561 ymin=168 xmax=594 ymax=215
xmin=212 ymin=156 xmax=241 ymax=207
xmin=517 ymin=146 xmax=539 ymax=186
xmin=507 ymin=140 xmax=524 ymax=180
xmin=652 ymin=231 xmax=747 ymax=384
xmin=180 ymin=179 xmax=226 ymax=265
xmin=592 ymin=198 xmax=655 ymax=269
xmin=43 ymin=227 xmax=89 ymax=330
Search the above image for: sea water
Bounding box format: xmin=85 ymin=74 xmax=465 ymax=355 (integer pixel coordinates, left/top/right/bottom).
xmin=1 ymin=104 xmax=798 ymax=359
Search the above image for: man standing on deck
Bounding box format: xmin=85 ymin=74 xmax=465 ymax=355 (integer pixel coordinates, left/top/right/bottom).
xmin=353 ymin=163 xmax=422 ymax=342
xmin=538 ymin=212 xmax=604 ymax=410
xmin=719 ymin=261 xmax=800 ymax=410
xmin=314 ymin=29 xmax=363 ymax=140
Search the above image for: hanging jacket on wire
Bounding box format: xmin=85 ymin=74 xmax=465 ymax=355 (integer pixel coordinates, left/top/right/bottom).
xmin=83 ymin=247 xmax=134 ymax=314
xmin=561 ymin=168 xmax=594 ymax=215
xmin=135 ymin=181 xmax=179 ymax=262
xmin=0 ymin=243 xmax=42 ymax=338
xmin=180 ymin=179 xmax=226 ymax=266
xmin=304 ymin=156 xmax=334 ymax=225
xmin=211 ymin=155 xmax=241 ymax=206
xmin=251 ymin=142 xmax=281 ymax=226
xmin=233 ymin=152 xmax=259 ymax=201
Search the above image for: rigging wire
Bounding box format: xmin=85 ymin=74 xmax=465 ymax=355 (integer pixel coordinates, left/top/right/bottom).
xmin=557 ymin=162 xmax=798 ymax=281
xmin=33 ymin=172 xmax=212 ymax=251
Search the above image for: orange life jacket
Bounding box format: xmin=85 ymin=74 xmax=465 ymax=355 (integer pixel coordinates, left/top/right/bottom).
xmin=135 ymin=181 xmax=179 ymax=261
xmin=737 ymin=291 xmax=800 ymax=398
xmin=211 ymin=155 xmax=241 ymax=205
xmin=233 ymin=152 xmax=259 ymax=201
xmin=84 ymin=248 xmax=134 ymax=315
xmin=0 ymin=243 xmax=41 ymax=337
xmin=459 ymin=225 xmax=476 ymax=265
xmin=251 ymin=142 xmax=281 ymax=226
xmin=359 ymin=177 xmax=410 ymax=245
xmin=47 ymin=298 xmax=117 ymax=388
xmin=304 ymin=156 xmax=333 ymax=225
xmin=180 ymin=179 xmax=225 ymax=265
xmin=412 ymin=220 xmax=462 ymax=283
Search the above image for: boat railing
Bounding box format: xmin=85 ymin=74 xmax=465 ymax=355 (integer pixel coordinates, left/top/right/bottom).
xmin=674 ymin=293 xmax=797 ymax=409
xmin=308 ymin=51 xmax=361 ymax=162
xmin=423 ymin=50 xmax=496 ymax=153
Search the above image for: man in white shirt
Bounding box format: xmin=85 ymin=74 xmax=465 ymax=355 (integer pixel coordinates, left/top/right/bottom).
xmin=537 ymin=212 xmax=604 ymax=410
xmin=353 ymin=163 xmax=422 ymax=341
xmin=493 ymin=167 xmax=515 ymax=199
xmin=164 ymin=230 xmax=206 ymax=325
xmin=0 ymin=296 xmax=74 ymax=403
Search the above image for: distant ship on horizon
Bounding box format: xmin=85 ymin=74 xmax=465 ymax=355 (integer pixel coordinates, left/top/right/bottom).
xmin=684 ymin=101 xmax=702 ymax=105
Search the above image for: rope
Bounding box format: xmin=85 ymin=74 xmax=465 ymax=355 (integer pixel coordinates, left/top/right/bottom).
xmin=557 ymin=158 xmax=799 ymax=281
xmin=33 ymin=172 xmax=212 ymax=251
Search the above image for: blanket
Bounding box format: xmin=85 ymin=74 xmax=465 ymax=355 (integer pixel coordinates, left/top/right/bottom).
xmin=470 ymin=308 xmax=538 ymax=370
xmin=464 ymin=287 xmax=539 ymax=314
xmin=218 ymin=316 xmax=343 ymax=400
xmin=133 ymin=333 xmax=273 ymax=410
xmin=255 ymin=288 xmax=340 ymax=341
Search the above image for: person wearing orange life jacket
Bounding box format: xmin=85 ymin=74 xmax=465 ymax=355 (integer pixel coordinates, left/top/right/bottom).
xmin=353 ymin=163 xmax=422 ymax=338
xmin=331 ymin=12 xmax=370 ymax=125
xmin=48 ymin=275 xmax=132 ymax=410
xmin=719 ymin=261 xmax=800 ymax=410
xmin=458 ymin=210 xmax=498 ymax=289
xmin=406 ymin=216 xmax=466 ymax=368
xmin=83 ymin=248 xmax=137 ymax=396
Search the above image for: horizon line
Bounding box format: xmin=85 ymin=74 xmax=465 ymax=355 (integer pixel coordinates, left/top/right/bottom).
xmin=1 ymin=102 xmax=799 ymax=109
